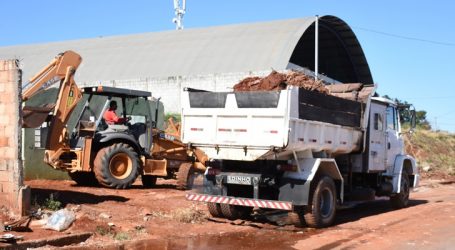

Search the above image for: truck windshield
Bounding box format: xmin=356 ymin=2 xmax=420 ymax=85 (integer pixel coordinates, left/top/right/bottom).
xmin=386 ymin=106 xmax=397 ymax=130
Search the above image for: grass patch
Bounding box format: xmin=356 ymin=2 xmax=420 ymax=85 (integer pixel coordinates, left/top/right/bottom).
xmin=43 ymin=194 xmax=62 ymax=211
xmin=114 ymin=232 xmax=130 ymax=241
xmin=170 ymin=205 xmax=207 ymax=223
xmin=31 ymin=192 xmax=63 ymax=212
xmin=96 ymin=225 xmax=131 ymax=241
xmin=147 ymin=205 xmax=207 ymax=223
xmin=95 ymin=225 xmax=113 ymax=236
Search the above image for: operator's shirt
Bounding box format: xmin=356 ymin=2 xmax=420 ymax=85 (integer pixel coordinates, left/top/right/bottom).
xmin=103 ymin=109 xmax=125 ymax=125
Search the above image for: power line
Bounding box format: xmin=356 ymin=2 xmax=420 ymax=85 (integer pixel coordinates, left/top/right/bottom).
xmin=400 ymin=96 xmax=455 ymax=100
xmin=319 ymin=18 xmax=455 ymax=47
xmin=437 ymin=110 xmax=455 ymax=118
xmin=353 ymin=26 xmax=455 ymax=47
xmin=436 ymin=122 xmax=455 ymax=126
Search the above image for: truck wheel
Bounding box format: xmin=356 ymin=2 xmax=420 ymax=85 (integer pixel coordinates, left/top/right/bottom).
xmin=68 ymin=172 xmax=98 ymax=186
xmin=141 ymin=175 xmax=157 ymax=188
xmin=176 ymin=163 xmax=195 ymax=190
xmin=390 ymin=173 xmax=410 ymax=209
xmin=94 ymin=143 xmax=139 ymax=189
xmin=207 ymin=203 xmax=224 ymax=218
xmin=220 ymin=204 xmax=252 ymax=220
xmin=303 ymin=176 xmax=337 ymax=228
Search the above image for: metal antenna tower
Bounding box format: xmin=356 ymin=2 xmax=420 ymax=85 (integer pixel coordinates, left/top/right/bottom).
xmin=173 ymin=0 xmax=186 ymax=30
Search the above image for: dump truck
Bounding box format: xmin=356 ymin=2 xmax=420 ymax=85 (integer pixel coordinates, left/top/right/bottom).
xmin=22 ymin=50 xmax=205 ymax=189
xmin=182 ymin=82 xmax=419 ymax=228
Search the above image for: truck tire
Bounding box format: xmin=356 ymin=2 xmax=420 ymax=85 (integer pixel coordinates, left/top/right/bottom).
xmin=141 ymin=175 xmax=157 ymax=188
xmin=94 ymin=143 xmax=139 ymax=189
xmin=68 ymin=172 xmax=98 ymax=186
xmin=176 ymin=163 xmax=195 ymax=190
xmin=303 ymin=176 xmax=337 ymax=228
xmin=390 ymin=173 xmax=410 ymax=209
xmin=207 ymin=203 xmax=224 ymax=218
xmin=220 ymin=204 xmax=252 ymax=220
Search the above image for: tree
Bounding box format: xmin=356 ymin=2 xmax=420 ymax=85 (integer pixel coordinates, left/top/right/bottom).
xmin=382 ymin=95 xmax=431 ymax=130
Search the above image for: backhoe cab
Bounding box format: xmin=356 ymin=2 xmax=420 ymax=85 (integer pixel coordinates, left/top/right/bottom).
xmin=66 ymin=86 xmax=157 ymax=189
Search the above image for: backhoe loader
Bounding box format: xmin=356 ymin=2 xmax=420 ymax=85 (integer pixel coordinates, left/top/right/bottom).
xmin=22 ymin=50 xmax=206 ymax=189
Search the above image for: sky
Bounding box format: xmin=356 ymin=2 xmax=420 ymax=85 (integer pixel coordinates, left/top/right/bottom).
xmin=1 ymin=0 xmax=455 ymax=132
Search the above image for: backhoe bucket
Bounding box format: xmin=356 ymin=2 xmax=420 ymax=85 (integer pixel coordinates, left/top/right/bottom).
xmin=22 ymin=104 xmax=55 ymax=128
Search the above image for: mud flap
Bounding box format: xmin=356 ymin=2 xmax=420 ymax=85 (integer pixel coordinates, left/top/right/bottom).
xmin=278 ymin=178 xmax=309 ymax=205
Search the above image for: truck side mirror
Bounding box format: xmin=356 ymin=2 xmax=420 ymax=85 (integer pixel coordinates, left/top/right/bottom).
xmin=410 ymin=110 xmax=416 ymax=129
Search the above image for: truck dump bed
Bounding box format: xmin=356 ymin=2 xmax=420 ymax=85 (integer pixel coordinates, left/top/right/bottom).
xmin=181 ymin=84 xmax=374 ymax=161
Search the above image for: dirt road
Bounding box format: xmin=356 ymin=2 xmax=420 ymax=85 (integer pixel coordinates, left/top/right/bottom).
xmin=1 ymin=178 xmax=454 ymax=249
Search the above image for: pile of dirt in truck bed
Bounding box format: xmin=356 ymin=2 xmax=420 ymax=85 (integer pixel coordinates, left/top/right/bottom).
xmin=233 ymin=70 xmax=328 ymax=94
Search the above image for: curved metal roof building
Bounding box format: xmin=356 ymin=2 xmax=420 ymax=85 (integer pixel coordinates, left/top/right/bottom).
xmin=0 ymin=15 xmax=372 ymax=84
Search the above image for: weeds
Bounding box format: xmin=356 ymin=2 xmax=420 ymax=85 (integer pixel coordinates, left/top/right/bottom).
xmin=170 ymin=205 xmax=207 ymax=223
xmin=95 ymin=225 xmax=112 ymax=236
xmin=96 ymin=225 xmax=131 ymax=241
xmin=43 ymin=194 xmax=62 ymax=211
xmin=147 ymin=205 xmax=207 ymax=223
xmin=114 ymin=232 xmax=130 ymax=241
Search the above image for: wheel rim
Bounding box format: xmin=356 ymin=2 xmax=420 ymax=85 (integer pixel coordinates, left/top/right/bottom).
xmin=109 ymin=153 xmax=133 ymax=180
xmin=320 ymin=187 xmax=334 ymax=218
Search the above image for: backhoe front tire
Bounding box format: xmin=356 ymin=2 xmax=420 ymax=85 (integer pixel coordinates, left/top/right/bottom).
xmin=302 ymin=176 xmax=337 ymax=228
xmin=94 ymin=143 xmax=139 ymax=189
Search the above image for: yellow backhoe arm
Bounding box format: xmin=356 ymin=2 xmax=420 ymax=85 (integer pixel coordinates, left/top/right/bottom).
xmin=22 ymin=51 xmax=82 ymax=101
xmin=22 ymin=51 xmax=83 ymax=168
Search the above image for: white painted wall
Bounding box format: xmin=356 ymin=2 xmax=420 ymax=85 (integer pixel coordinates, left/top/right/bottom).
xmin=80 ymin=70 xmax=272 ymax=114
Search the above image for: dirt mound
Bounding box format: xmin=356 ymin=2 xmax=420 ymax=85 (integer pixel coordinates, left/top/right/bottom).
xmin=404 ymin=129 xmax=455 ymax=180
xmin=233 ymin=70 xmax=328 ymax=94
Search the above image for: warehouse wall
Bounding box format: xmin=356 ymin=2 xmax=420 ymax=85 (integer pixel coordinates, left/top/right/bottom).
xmin=83 ymin=70 xmax=272 ymax=113
xmin=0 ymin=59 xmax=29 ymax=215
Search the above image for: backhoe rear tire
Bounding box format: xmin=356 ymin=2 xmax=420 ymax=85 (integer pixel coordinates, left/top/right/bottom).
xmin=68 ymin=172 xmax=98 ymax=186
xmin=176 ymin=163 xmax=195 ymax=190
xmin=94 ymin=143 xmax=139 ymax=189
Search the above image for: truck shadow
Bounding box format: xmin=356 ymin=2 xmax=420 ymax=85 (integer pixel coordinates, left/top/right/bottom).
xmin=333 ymin=198 xmax=428 ymax=225
xmin=31 ymin=188 xmax=129 ymax=207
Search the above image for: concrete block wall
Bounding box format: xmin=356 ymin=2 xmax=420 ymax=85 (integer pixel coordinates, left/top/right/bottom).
xmin=81 ymin=70 xmax=271 ymax=113
xmin=0 ymin=59 xmax=29 ymax=216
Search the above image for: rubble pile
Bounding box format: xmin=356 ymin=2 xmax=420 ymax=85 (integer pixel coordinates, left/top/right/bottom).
xmin=233 ymin=70 xmax=328 ymax=94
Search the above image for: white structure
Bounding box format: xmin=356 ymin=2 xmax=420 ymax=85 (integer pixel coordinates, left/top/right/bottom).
xmin=0 ymin=16 xmax=373 ymax=113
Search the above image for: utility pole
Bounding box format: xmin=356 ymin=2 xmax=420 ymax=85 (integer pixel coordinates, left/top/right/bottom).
xmin=173 ymin=0 xmax=186 ymax=30
xmin=434 ymin=116 xmax=438 ymax=131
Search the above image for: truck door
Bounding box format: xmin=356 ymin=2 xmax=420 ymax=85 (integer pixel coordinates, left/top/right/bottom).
xmin=368 ymin=102 xmax=387 ymax=171
xmin=385 ymin=106 xmax=403 ymax=169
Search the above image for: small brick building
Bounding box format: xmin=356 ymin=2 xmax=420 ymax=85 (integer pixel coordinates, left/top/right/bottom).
xmin=0 ymin=59 xmax=29 ymax=215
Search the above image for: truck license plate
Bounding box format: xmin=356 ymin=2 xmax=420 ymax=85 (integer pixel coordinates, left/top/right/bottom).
xmin=227 ymin=176 xmax=252 ymax=185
